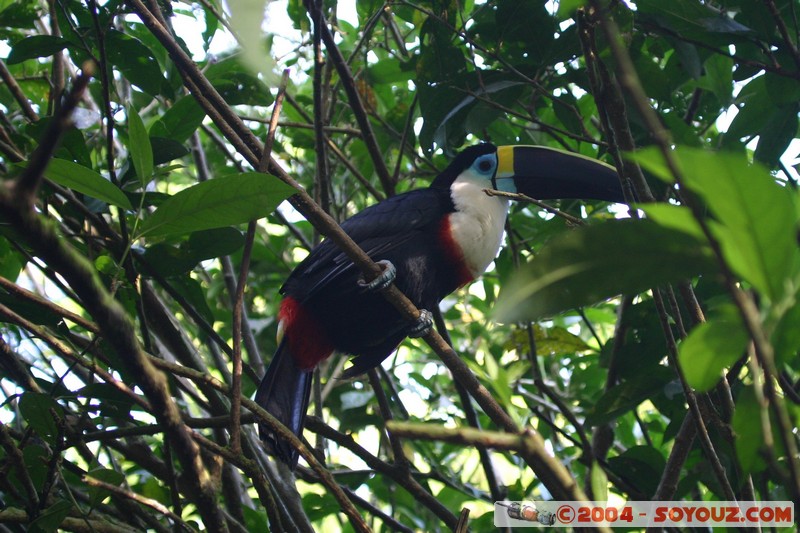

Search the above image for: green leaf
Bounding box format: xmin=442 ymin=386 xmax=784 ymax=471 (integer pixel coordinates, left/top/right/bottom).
xmin=634 ymin=146 xmax=798 ymax=301
xmin=765 ymin=72 xmax=800 ymax=106
xmin=151 ymin=137 xmax=190 ymax=165
xmin=606 ymin=445 xmax=666 ymax=498
xmin=678 ymin=316 xmax=749 ymax=392
xmin=754 ymin=103 xmax=799 ymax=168
xmin=557 ymin=0 xmax=588 ymax=19
xmin=504 ymin=325 xmax=591 ymax=356
xmin=637 ymin=0 xmax=753 ymax=44
xmin=227 ymin=0 xmax=276 ymax=80
xmin=29 ymin=499 xmax=72 ymax=533
xmin=0 ymin=1 xmax=38 ymax=29
xmin=773 ymin=293 xmax=800 ymax=366
xmin=0 ymin=286 xmax=62 ymax=327
xmin=204 ymin=56 xmax=275 ymax=106
xmin=143 ymin=227 xmax=245 ymax=277
xmin=20 ymin=444 xmax=49 ymax=490
xmin=724 ymin=77 xmax=773 ymax=142
xmin=202 ymin=4 xmax=219 ymax=51
xmin=638 ymin=203 xmax=705 ymax=238
xmin=242 ymin=507 xmax=270 ymax=533
xmin=86 ymin=468 xmax=126 ymax=507
xmin=697 ymin=54 xmax=733 ymax=105
xmin=303 ymin=492 xmax=342 ymax=522
xmin=732 ymin=386 xmax=768 ymax=473
xmin=19 ymin=392 xmax=62 ymax=445
xmin=0 ymin=238 xmax=24 ymax=280
xmin=494 ymin=219 xmax=717 ymax=322
xmin=105 ymin=29 xmax=171 ymax=98
xmin=35 ymin=158 xmax=133 ymax=209
xmin=138 ymin=172 xmax=295 ymax=238
xmin=590 ymin=461 xmax=608 ymax=502
xmin=367 ymin=57 xmax=415 ymax=85
xmin=149 ymin=96 xmax=206 ymax=143
xmin=586 ymin=366 xmax=675 ymax=425
xmin=78 ymin=383 xmax=136 ymax=418
xmin=7 ymin=35 xmax=70 ymax=64
xmin=127 ymin=105 xmax=153 ymax=184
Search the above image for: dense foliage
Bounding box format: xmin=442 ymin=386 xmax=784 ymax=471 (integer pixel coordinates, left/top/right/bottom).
xmin=0 ymin=0 xmax=798 ymax=531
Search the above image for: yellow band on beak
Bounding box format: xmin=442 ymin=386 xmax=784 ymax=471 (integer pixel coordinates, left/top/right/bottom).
xmin=496 ymin=145 xmax=515 ymax=178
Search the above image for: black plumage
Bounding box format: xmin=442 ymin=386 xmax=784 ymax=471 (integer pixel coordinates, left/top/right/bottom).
xmin=255 ymin=145 xmax=495 ymax=466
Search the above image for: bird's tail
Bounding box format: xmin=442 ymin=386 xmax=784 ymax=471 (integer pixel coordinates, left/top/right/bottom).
xmin=254 ymin=338 xmax=312 ymax=469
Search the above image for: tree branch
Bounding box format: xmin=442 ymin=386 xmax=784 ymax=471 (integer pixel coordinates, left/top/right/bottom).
xmin=0 ymin=58 xmax=39 ymax=122
xmin=83 ymin=476 xmax=194 ymax=533
xmin=14 ymin=65 xmax=91 ymax=204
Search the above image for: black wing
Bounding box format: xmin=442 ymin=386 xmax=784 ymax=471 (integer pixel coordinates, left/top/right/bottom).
xmin=282 ymin=188 xmax=452 ymax=301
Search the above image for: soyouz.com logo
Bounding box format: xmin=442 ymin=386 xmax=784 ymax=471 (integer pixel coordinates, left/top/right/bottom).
xmin=494 ymin=501 xmax=794 ymax=528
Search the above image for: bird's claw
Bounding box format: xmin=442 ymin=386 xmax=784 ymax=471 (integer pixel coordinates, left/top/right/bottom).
xmin=407 ymin=309 xmax=433 ymax=338
xmin=358 ymin=260 xmax=396 ymax=292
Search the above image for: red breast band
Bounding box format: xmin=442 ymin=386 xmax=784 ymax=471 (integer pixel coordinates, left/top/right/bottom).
xmin=437 ymin=216 xmax=474 ymax=289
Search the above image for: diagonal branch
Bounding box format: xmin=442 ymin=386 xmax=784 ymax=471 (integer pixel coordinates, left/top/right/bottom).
xmin=0 ymin=58 xmax=39 ymax=122
xmin=764 ymin=0 xmax=800 ymax=71
xmin=14 ymin=65 xmax=91 ymax=204
xmin=83 ymin=476 xmax=194 ymax=533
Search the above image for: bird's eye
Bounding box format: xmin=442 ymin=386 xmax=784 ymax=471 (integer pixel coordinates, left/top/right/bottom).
xmin=474 ymin=155 xmax=496 ymax=175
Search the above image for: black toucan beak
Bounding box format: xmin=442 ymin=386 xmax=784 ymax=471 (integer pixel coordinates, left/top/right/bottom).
xmin=493 ymin=145 xmax=626 ymax=203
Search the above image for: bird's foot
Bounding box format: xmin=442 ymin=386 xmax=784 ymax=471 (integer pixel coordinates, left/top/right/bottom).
xmin=406 ymin=309 xmax=433 ymax=338
xmin=357 ymin=260 xmax=396 ymax=292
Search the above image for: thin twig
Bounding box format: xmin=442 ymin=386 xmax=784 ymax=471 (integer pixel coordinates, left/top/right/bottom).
xmin=368 ymin=370 xmax=409 ymax=468
xmin=0 ymin=275 xmax=99 ymax=333
xmin=764 ymin=0 xmax=800 ymax=70
xmin=0 ymin=136 xmax=24 ymax=162
xmin=0 ymin=303 xmax=151 ymax=411
xmin=229 ymin=220 xmax=255 ymax=455
xmin=0 ymin=58 xmax=39 ymax=122
xmin=83 ymin=476 xmax=194 ymax=532
xmin=484 ymin=189 xmax=585 ymax=226
xmin=0 ymin=507 xmax=140 ymax=532
xmin=260 ymin=69 xmax=290 ymax=172
xmin=650 ymin=415 xmax=696 ymax=503
xmin=310 ymin=2 xmax=332 ymax=213
xmin=241 ymin=118 xmax=362 ymax=136
xmin=304 ymin=416 xmax=460 ymax=527
xmin=230 ymin=70 xmax=291 ymax=453
xmin=386 ymin=420 xmax=561 ymax=451
xmin=0 ymin=425 xmax=40 ymax=517
xmin=637 ymin=19 xmax=800 ymax=80
xmin=392 ymin=92 xmax=418 ymax=183
xmin=14 ymin=65 xmax=92 ymax=204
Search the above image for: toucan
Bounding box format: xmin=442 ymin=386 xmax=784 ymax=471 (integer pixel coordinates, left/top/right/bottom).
xmin=255 ymin=143 xmax=624 ymax=467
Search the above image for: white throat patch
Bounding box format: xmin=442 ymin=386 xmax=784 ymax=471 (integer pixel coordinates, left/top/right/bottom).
xmin=447 ymin=173 xmax=510 ymax=277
